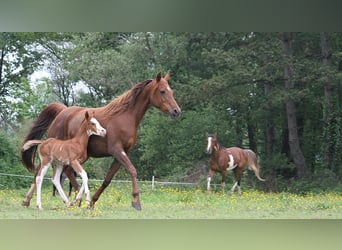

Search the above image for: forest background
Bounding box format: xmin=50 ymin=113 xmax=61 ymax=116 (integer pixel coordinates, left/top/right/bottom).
xmin=0 ymin=32 xmax=341 ymax=193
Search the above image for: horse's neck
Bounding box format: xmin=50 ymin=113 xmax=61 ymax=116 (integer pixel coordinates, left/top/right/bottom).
xmin=70 ymin=121 xmax=89 ymax=147
xmin=108 ymin=84 xmax=151 ymax=127
xmin=212 ymin=143 xmax=224 ymax=157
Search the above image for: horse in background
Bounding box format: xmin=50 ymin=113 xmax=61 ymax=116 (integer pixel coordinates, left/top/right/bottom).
xmin=206 ymin=133 xmax=265 ymax=195
xmin=21 ymin=72 xmax=181 ymax=210
xmin=22 ymin=111 xmax=106 ymax=210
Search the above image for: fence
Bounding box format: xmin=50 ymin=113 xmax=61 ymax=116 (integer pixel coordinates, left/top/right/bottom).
xmin=0 ymin=172 xmax=199 ymax=189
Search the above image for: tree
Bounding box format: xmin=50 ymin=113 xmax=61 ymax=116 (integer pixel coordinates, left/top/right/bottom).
xmin=320 ymin=32 xmax=334 ymax=168
xmin=281 ymin=32 xmax=308 ymax=178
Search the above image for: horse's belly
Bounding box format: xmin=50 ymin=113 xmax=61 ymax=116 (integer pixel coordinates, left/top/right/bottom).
xmin=87 ymin=136 xmax=111 ymax=157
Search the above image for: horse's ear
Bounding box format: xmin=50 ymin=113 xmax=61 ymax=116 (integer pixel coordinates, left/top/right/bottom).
xmin=85 ymin=111 xmax=89 ymax=120
xmin=156 ymin=72 xmax=162 ymax=83
xmin=164 ymin=71 xmax=170 ymax=81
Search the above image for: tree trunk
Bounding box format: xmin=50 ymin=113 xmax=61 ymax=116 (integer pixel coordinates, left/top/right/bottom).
xmin=263 ymin=80 xmax=275 ymax=156
xmin=320 ymin=32 xmax=334 ymax=168
xmin=281 ymin=32 xmax=308 ymax=178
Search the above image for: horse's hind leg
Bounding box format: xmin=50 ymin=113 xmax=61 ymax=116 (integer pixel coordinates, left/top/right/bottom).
xmin=36 ymin=163 xmax=50 ymax=210
xmin=51 ymin=164 xmax=71 ymax=207
xmin=22 ymin=179 xmax=36 ymax=207
xmin=230 ymin=168 xmax=242 ymax=195
xmin=221 ymin=171 xmax=227 ymax=194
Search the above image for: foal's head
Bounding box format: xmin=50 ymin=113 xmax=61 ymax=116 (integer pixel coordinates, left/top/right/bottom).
xmin=84 ymin=111 xmax=107 ymax=137
xmin=149 ymin=72 xmax=181 ymax=119
xmin=206 ymin=133 xmax=218 ymax=154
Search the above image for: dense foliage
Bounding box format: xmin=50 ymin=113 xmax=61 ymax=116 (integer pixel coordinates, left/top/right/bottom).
xmin=0 ymin=32 xmax=341 ymax=192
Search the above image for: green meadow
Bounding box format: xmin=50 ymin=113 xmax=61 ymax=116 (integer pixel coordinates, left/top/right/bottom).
xmin=0 ymin=183 xmax=341 ymax=219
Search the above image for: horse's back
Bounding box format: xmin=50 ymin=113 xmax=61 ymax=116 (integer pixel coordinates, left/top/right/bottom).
xmin=47 ymin=106 xmax=85 ymax=139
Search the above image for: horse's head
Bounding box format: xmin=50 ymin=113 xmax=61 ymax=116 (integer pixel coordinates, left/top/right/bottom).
xmin=206 ymin=132 xmax=218 ymax=154
xmin=85 ymin=111 xmax=107 ymax=137
xmin=149 ymin=72 xmax=181 ymax=119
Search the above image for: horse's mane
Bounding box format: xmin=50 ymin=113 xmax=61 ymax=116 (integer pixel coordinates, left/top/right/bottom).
xmin=103 ymin=79 xmax=153 ymax=115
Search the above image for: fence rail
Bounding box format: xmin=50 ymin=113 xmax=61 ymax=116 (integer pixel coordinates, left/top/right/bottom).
xmin=0 ymin=172 xmax=199 ymax=189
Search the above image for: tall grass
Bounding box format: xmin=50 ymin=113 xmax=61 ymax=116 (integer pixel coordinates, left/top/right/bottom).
xmin=0 ymin=183 xmax=341 ymax=219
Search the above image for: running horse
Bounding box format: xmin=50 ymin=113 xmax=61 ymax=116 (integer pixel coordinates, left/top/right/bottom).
xmin=21 ymin=72 xmax=181 ymax=210
xmin=206 ymin=133 xmax=265 ymax=195
xmin=22 ymin=111 xmax=107 ymax=210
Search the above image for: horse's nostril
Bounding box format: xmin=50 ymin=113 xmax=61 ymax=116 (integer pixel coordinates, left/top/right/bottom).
xmin=173 ymin=108 xmax=181 ymax=116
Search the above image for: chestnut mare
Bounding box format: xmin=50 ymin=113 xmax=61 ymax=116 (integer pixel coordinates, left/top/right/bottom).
xmin=206 ymin=133 xmax=265 ymax=195
xmin=21 ymin=72 xmax=181 ymax=210
xmin=22 ymin=111 xmax=106 ymax=210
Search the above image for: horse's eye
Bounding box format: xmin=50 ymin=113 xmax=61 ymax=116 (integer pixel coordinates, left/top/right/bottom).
xmin=160 ymin=89 xmax=166 ymax=95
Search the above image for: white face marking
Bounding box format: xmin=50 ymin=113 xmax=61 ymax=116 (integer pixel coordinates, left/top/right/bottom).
xmin=206 ymin=137 xmax=213 ymax=153
xmin=121 ymin=151 xmax=127 ymax=157
xmin=89 ymin=117 xmax=106 ymax=137
xmin=167 ymin=86 xmax=171 ymax=91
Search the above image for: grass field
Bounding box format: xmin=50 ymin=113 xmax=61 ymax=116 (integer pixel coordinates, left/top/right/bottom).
xmin=0 ymin=182 xmax=341 ymax=219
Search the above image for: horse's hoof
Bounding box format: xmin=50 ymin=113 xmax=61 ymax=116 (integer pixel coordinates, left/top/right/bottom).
xmin=132 ymin=201 xmax=141 ymax=211
xmin=88 ymin=201 xmax=95 ymax=210
xmin=74 ymin=199 xmax=82 ymax=207
xmin=21 ymin=200 xmax=30 ymax=207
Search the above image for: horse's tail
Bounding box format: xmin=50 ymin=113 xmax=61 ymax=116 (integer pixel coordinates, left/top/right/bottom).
xmin=244 ymin=149 xmax=266 ymax=182
xmin=21 ymin=103 xmax=66 ymax=172
xmin=22 ymin=140 xmax=43 ymax=151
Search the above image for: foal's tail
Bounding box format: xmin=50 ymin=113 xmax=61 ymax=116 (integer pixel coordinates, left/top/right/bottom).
xmin=21 ymin=103 xmax=66 ymax=172
xmin=244 ymin=149 xmax=266 ymax=182
xmin=22 ymin=140 xmax=43 ymax=152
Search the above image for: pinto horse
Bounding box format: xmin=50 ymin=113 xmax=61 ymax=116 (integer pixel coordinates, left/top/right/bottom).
xmin=21 ymin=72 xmax=181 ymax=210
xmin=22 ymin=111 xmax=106 ymax=210
xmin=206 ymin=133 xmax=265 ymax=195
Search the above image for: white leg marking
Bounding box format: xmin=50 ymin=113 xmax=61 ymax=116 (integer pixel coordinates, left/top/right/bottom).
xmin=230 ymin=181 xmax=238 ymax=194
xmin=52 ymin=165 xmax=69 ymax=205
xmin=36 ymin=164 xmax=50 ymax=210
xmin=206 ymin=137 xmax=212 ymax=153
xmin=207 ymin=177 xmax=211 ymax=191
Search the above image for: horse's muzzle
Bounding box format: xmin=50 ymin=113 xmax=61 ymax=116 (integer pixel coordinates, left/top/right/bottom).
xmin=169 ymin=108 xmax=181 ymax=119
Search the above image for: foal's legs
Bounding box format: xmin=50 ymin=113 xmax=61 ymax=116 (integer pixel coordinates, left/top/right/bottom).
xmin=51 ymin=164 xmax=71 ymax=207
xmin=36 ymin=162 xmax=51 ymax=210
xmin=71 ymin=161 xmax=91 ymax=206
xmin=22 ymin=175 xmax=37 ymax=207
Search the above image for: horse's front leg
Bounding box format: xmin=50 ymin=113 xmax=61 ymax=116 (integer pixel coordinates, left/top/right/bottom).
xmin=111 ymin=150 xmax=141 ymax=210
xmin=207 ymin=169 xmax=215 ymax=193
xmin=90 ymin=159 xmax=121 ymax=209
